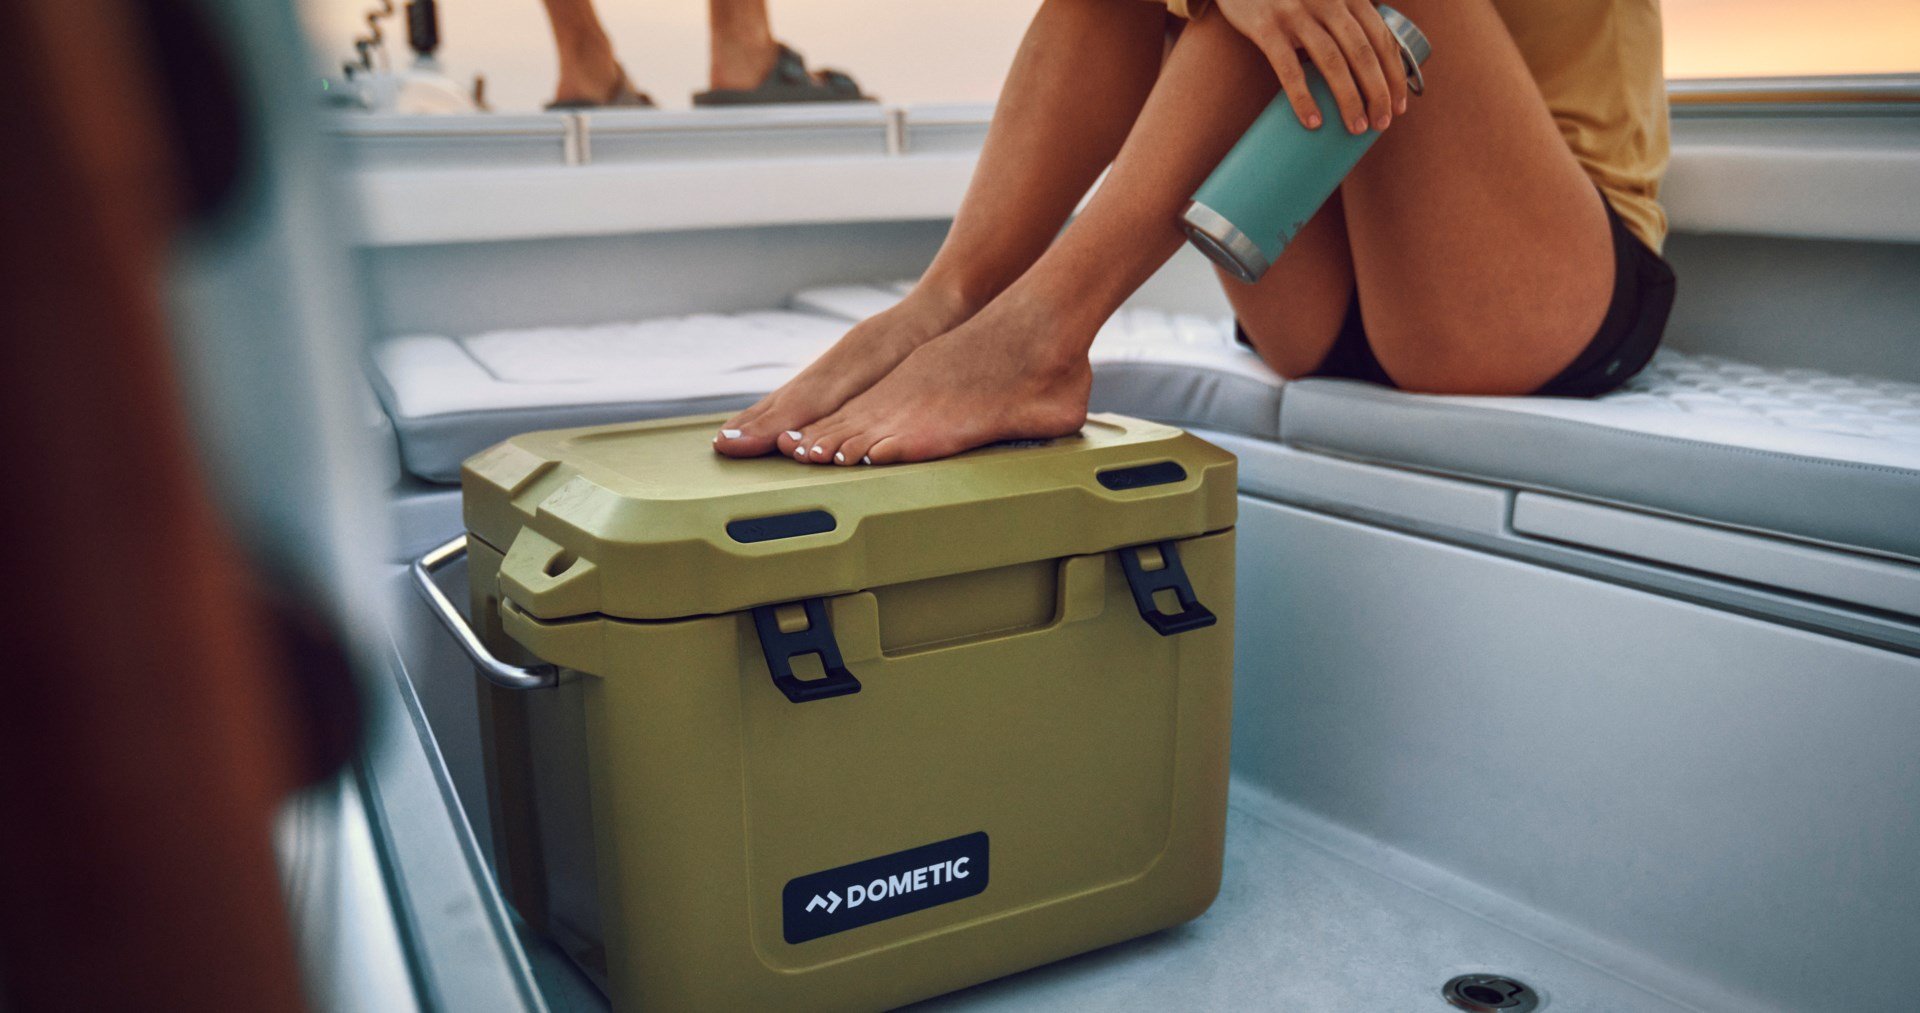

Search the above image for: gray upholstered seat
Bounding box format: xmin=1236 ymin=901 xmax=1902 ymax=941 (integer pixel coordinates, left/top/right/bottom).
xmin=1280 ymin=352 xmax=1920 ymax=559
xmin=367 ymin=284 xmax=1282 ymax=483
xmin=367 ymin=285 xmax=1918 ymax=563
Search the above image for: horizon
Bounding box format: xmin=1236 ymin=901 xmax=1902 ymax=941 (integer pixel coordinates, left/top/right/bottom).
xmin=302 ymin=0 xmax=1920 ymax=114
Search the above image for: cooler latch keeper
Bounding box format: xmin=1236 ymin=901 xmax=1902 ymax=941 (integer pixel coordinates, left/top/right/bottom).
xmin=752 ymin=598 xmax=862 ymax=703
xmin=1118 ymin=541 xmax=1217 ymax=637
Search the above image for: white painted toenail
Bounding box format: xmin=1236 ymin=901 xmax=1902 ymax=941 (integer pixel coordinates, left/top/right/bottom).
xmin=785 ymin=430 xmax=803 ymax=441
xmin=719 ymin=428 xmax=741 ymax=439
xmin=795 ymin=448 xmax=807 ymax=460
xmin=834 ymin=452 xmax=845 ymax=463
xmin=861 ymin=455 xmax=872 ymax=465
xmin=811 ymin=445 xmax=825 ymax=456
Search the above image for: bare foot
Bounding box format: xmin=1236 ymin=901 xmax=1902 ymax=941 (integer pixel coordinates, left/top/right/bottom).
xmin=713 ymin=288 xmax=978 ymax=457
xmin=783 ymin=295 xmax=1093 ymax=466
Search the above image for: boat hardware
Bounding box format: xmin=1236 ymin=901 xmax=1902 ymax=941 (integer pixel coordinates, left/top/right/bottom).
xmin=1442 ymin=973 xmax=1541 ymax=1012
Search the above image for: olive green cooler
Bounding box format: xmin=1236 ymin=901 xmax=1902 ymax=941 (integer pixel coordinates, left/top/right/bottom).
xmin=450 ymin=411 xmax=1235 ymax=1011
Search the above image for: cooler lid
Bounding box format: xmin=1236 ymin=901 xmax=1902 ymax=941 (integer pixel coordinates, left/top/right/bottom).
xmin=463 ymin=412 xmax=1236 ymax=621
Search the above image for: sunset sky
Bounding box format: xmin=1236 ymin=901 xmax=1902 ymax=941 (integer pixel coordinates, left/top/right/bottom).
xmin=302 ymin=0 xmax=1920 ymax=113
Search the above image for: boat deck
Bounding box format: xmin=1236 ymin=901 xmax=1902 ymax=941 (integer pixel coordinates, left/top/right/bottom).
xmin=518 ymin=786 xmax=1699 ymax=1013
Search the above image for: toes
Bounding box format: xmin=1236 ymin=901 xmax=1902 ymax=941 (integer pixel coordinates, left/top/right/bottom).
xmin=864 ymin=434 xmax=906 ymax=466
xmin=834 ymin=430 xmax=880 ymax=466
xmin=715 ymin=418 xmax=801 ymax=458
xmin=774 ymin=428 xmax=810 ymax=459
xmin=864 ymin=426 xmax=969 ymax=465
xmin=809 ymin=427 xmax=864 ymax=466
xmin=713 ymin=398 xmax=788 ymax=456
xmin=713 ymin=423 xmax=780 ymax=457
xmin=786 ymin=408 xmax=855 ymax=464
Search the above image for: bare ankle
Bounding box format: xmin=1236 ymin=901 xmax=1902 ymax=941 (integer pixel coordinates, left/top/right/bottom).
xmin=902 ymin=281 xmax=988 ymax=331
xmin=985 ymin=287 xmax=1100 ymax=375
xmin=554 ymin=45 xmax=623 ymax=102
xmin=709 ymin=33 xmax=777 ymax=91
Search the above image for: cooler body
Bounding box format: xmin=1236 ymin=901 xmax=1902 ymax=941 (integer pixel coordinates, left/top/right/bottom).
xmin=461 ymin=413 xmax=1237 ymax=1011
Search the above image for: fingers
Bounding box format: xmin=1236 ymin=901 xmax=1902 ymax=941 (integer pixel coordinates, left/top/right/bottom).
xmin=1350 ymin=0 xmax=1409 ymax=116
xmin=1292 ymin=21 xmax=1370 ymax=135
xmin=1242 ymin=1 xmax=1405 ymax=134
xmin=1327 ymin=8 xmax=1393 ymax=130
xmin=1252 ymin=28 xmax=1324 ymax=130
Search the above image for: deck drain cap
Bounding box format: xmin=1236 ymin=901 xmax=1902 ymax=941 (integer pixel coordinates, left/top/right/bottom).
xmin=1443 ymin=973 xmax=1540 ymax=1012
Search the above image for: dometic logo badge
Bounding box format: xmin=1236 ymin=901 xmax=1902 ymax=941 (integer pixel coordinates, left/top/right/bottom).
xmin=800 ymin=857 xmax=972 ymax=915
xmin=783 ymin=833 xmax=989 ymax=944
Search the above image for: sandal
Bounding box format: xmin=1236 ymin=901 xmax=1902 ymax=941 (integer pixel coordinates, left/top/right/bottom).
xmin=693 ymin=43 xmax=872 ymax=106
xmin=545 ymin=65 xmax=655 ymax=111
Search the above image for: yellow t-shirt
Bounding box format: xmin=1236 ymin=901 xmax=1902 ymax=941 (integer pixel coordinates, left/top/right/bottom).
xmin=1160 ymin=0 xmax=1670 ymax=251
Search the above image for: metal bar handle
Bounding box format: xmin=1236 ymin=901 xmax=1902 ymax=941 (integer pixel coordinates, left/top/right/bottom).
xmin=410 ymin=534 xmax=558 ymax=691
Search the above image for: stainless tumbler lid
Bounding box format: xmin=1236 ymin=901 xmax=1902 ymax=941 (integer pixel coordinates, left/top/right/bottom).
xmin=1180 ymin=200 xmax=1269 ymax=284
xmin=1376 ymin=6 xmax=1430 ymax=95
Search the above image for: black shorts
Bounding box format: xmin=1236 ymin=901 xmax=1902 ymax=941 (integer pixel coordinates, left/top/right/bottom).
xmin=1235 ymin=194 xmax=1678 ymax=398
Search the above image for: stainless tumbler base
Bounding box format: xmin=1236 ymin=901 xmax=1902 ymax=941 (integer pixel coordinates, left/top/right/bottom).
xmin=1180 ymin=200 xmax=1270 ymax=284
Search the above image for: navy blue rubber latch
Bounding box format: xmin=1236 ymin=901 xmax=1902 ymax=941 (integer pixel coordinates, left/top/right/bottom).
xmin=752 ymin=598 xmax=861 ymax=702
xmin=1117 ymin=541 xmax=1217 ymax=636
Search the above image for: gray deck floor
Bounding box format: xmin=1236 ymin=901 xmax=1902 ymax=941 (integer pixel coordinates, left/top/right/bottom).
xmin=523 ymin=787 xmax=1695 ymax=1013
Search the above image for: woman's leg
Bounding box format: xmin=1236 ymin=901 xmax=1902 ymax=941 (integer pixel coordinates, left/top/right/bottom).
xmin=715 ymin=0 xmax=1167 ymax=457
xmin=1218 ymin=191 xmax=1354 ymax=378
xmin=800 ymin=0 xmax=1615 ymax=464
xmin=1332 ymin=0 xmax=1612 ymax=394
xmin=1208 ymin=0 xmax=1612 ymax=390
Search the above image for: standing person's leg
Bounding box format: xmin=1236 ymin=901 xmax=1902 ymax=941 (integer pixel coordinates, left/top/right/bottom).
xmin=715 ymin=0 xmax=1168 ymax=457
xmin=797 ymin=0 xmax=1612 ymax=464
xmin=707 ymin=0 xmax=779 ymax=91
xmin=538 ymin=0 xmax=628 ymax=105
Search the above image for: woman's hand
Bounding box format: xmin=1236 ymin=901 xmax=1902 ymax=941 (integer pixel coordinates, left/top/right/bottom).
xmin=1213 ymin=0 xmax=1409 ymax=134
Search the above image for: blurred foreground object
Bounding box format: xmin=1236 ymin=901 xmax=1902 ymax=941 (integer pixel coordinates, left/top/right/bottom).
xmin=0 ymin=0 xmax=358 ymax=1008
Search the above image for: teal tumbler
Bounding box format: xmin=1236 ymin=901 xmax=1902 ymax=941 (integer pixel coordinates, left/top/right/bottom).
xmin=1181 ymin=6 xmax=1431 ymax=282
